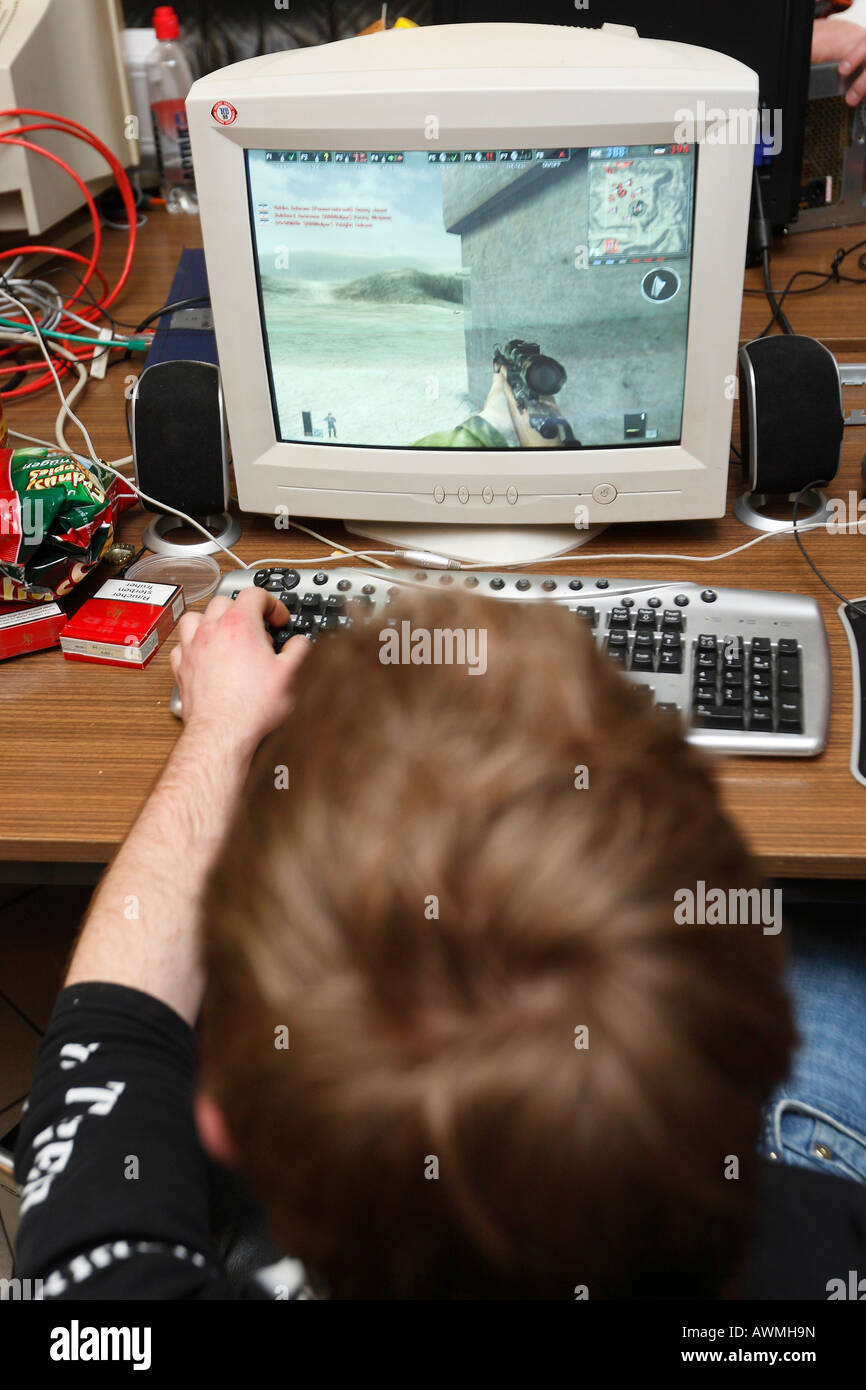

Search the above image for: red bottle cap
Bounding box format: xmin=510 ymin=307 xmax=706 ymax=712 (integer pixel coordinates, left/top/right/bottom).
xmin=153 ymin=5 xmax=180 ymax=40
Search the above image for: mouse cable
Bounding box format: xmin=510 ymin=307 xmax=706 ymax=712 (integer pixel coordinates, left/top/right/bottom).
xmin=791 ymin=480 xmax=866 ymax=620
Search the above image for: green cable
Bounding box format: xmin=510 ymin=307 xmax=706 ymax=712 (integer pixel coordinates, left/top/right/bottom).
xmin=0 ymin=317 xmax=148 ymax=351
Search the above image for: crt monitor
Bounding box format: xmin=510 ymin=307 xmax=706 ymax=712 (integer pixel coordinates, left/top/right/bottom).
xmin=186 ymin=22 xmax=757 ymax=552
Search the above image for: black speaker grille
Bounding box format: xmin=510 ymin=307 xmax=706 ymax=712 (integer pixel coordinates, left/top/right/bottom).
xmin=741 ymin=337 xmax=843 ymax=495
xmin=133 ymin=362 xmax=227 ymax=518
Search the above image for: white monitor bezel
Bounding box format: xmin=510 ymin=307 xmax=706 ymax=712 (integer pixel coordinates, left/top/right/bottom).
xmin=187 ymin=33 xmax=757 ymax=527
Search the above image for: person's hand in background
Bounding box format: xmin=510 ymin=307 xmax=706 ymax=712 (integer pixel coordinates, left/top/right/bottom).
xmin=813 ymin=18 xmax=866 ymax=105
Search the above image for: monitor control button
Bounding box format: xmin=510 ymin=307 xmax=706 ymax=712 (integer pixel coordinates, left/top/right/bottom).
xmin=506 ymin=486 xmax=518 ymax=505
xmin=458 ymin=485 xmax=469 ymax=504
xmin=592 ymin=483 xmax=617 ymax=505
xmin=482 ymin=485 xmax=494 ymax=505
xmin=433 ymin=485 xmax=445 ymax=504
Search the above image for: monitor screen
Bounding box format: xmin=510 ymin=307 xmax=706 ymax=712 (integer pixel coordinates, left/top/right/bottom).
xmin=246 ymin=143 xmax=697 ymax=451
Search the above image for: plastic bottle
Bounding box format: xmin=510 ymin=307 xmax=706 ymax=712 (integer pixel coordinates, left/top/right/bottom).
xmin=146 ymin=5 xmax=197 ymax=213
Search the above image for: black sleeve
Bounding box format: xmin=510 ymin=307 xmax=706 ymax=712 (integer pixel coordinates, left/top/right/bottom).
xmin=12 ymin=981 xmax=249 ymax=1300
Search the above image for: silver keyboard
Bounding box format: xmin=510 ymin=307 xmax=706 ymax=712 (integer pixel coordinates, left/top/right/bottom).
xmin=171 ymin=565 xmax=831 ymax=758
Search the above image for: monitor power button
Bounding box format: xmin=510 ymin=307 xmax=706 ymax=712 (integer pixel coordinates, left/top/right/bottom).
xmin=592 ymin=483 xmax=617 ymax=505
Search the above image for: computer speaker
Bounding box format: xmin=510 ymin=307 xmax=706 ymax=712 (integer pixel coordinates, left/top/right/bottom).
xmin=736 ymin=334 xmax=843 ymax=531
xmin=131 ymin=360 xmax=240 ymax=555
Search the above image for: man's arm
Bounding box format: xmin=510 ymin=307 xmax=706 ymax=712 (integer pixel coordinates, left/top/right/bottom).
xmin=814 ymin=4 xmax=866 ymax=105
xmin=64 ymin=586 xmax=309 ymax=1026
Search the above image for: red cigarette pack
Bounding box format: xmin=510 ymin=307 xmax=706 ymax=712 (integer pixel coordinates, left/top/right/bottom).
xmin=0 ymin=599 xmax=67 ymax=661
xmin=59 ymin=577 xmax=185 ymax=669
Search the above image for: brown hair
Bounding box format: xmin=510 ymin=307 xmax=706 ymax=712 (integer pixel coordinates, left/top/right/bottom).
xmin=200 ymin=588 xmax=795 ymax=1299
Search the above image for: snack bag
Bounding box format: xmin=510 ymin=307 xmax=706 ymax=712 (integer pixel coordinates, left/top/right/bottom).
xmin=0 ymin=447 xmax=137 ymax=602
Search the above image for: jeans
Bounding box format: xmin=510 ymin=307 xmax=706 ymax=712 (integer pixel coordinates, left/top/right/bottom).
xmin=760 ymin=912 xmax=866 ymax=1184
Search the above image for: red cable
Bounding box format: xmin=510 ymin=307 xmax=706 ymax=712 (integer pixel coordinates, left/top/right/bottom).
xmin=0 ymin=108 xmax=140 ymax=397
xmin=0 ymin=359 xmax=72 ymax=379
xmin=0 ymin=111 xmax=139 ymax=309
xmin=0 ymin=138 xmax=102 ymax=302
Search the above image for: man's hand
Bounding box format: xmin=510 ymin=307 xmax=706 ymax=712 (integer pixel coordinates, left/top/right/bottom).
xmin=813 ymin=18 xmax=866 ymax=105
xmin=170 ymin=585 xmax=310 ymax=755
xmin=499 ymin=371 xmax=568 ymax=449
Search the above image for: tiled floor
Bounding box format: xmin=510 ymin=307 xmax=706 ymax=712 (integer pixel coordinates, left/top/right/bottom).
xmin=0 ymin=884 xmax=93 ymax=1279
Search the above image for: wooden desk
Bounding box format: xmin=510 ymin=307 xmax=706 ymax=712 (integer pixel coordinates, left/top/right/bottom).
xmin=2 ymin=215 xmax=866 ymax=876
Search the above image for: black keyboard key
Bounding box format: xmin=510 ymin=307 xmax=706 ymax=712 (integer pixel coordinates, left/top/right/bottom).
xmin=694 ymin=703 xmax=745 ymax=730
xmin=636 ymin=608 xmax=657 ymax=628
xmin=751 ymin=669 xmax=772 ymax=690
xmin=779 ymin=697 xmax=802 ymax=733
xmin=661 ymin=632 xmax=682 ymax=650
xmin=609 ymin=607 xmax=630 ymax=629
xmin=722 ymin=686 xmax=744 ymax=708
xmin=662 ymin=610 xmax=684 ymax=631
xmin=778 ymin=659 xmax=801 ymax=691
xmin=658 ymin=651 xmax=682 ymax=673
xmin=575 ymin=606 xmax=597 ymax=625
xmin=631 ymin=649 xmax=654 ymax=671
xmin=697 ymin=634 xmax=718 ymax=652
xmin=778 ymin=639 xmax=799 ymax=656
xmin=751 ymin=638 xmax=771 ymax=654
xmin=752 ymin=654 xmax=772 ymax=673
xmin=607 ymin=647 xmax=626 ymax=665
xmin=749 ymin=710 xmax=773 ymax=731
xmin=722 ymin=669 xmax=744 ymax=689
xmin=607 ymin=631 xmax=628 ymax=651
xmin=697 ymin=652 xmax=718 ymax=670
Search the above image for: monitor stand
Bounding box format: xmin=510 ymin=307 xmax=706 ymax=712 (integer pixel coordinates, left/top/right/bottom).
xmin=344 ymin=521 xmax=607 ymax=567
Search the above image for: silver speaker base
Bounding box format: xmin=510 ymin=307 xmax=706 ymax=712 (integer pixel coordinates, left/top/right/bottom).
xmin=141 ymin=512 xmax=242 ymax=557
xmin=733 ymin=489 xmax=831 ymax=533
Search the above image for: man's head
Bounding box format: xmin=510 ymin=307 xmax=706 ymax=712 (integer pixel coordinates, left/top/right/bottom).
xmin=198 ymin=589 xmax=795 ymax=1299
